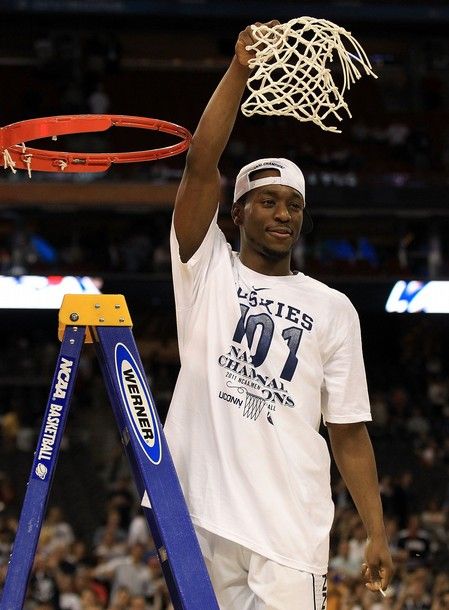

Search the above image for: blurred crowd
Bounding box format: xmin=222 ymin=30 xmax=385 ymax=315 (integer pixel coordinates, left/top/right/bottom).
xmin=0 ymin=208 xmax=447 ymax=280
xmin=0 ymin=17 xmax=448 ymax=283
xmin=0 ymin=311 xmax=447 ymax=609
xmin=0 ymin=7 xmax=448 ymax=610
xmin=0 ymin=501 xmax=174 ymax=610
xmin=0 ymin=14 xmax=449 ymax=194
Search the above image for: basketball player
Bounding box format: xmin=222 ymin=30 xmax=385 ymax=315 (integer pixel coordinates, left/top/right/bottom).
xmin=165 ymin=21 xmax=393 ymax=609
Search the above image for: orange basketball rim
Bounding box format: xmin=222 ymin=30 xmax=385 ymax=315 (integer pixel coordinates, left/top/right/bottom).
xmin=0 ymin=114 xmax=192 ymax=174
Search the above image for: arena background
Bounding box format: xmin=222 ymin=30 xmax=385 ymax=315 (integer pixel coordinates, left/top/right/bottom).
xmin=0 ymin=2 xmax=449 ymax=609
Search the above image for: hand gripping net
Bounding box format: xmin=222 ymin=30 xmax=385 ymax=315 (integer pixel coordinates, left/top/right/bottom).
xmin=241 ymin=17 xmax=377 ymax=133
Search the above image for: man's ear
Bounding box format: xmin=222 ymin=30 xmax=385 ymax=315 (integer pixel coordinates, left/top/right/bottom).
xmin=231 ymin=201 xmax=243 ymax=226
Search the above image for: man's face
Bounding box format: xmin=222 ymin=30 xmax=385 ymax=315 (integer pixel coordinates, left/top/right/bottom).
xmin=233 ymin=170 xmax=304 ymax=261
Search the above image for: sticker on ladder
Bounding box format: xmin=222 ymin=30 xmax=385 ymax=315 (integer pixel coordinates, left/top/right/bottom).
xmin=141 ymin=490 xmax=152 ymax=508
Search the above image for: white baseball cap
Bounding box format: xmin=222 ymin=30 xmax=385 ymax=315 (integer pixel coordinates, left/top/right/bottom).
xmin=233 ymin=157 xmax=313 ymax=233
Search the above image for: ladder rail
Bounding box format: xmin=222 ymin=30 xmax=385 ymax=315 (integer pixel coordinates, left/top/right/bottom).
xmin=1 ymin=326 xmax=86 ymax=610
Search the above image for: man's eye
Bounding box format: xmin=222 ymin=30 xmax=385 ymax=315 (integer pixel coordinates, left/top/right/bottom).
xmin=262 ymin=199 xmax=275 ymax=206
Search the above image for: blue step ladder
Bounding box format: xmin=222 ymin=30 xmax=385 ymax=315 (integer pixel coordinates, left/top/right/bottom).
xmin=0 ymin=294 xmax=219 ymax=610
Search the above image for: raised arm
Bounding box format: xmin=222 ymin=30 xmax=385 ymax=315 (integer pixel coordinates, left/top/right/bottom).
xmin=327 ymin=422 xmax=393 ymax=594
xmin=174 ymin=22 xmax=276 ymax=262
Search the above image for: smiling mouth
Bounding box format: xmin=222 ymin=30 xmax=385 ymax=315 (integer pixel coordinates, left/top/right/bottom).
xmin=267 ymin=227 xmax=293 ymax=238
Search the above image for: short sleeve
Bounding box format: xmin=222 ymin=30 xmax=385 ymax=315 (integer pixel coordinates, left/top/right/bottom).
xmin=321 ymin=300 xmax=372 ymax=425
xmin=170 ymin=206 xmax=230 ymax=310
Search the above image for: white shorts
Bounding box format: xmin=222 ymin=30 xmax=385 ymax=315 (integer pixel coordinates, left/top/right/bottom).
xmin=195 ymin=527 xmax=327 ymax=610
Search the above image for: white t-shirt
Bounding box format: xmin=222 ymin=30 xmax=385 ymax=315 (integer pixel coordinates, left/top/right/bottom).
xmin=165 ymin=212 xmax=371 ymax=574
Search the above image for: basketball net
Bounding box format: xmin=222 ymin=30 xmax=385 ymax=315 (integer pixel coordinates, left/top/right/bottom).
xmin=241 ymin=17 xmax=377 ymax=133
